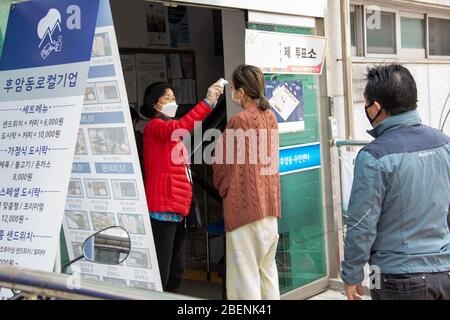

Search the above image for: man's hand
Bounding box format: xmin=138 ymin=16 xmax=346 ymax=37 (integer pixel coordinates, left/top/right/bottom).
xmin=344 ymin=284 xmax=363 ymax=300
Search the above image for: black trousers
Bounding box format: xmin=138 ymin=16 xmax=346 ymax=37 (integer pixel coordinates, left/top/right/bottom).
xmin=371 ymin=272 xmax=450 ymax=300
xmin=150 ymin=218 xmax=186 ymax=292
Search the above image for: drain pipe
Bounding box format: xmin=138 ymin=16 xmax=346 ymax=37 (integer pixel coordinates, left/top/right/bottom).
xmin=340 ymin=0 xmax=355 ymax=140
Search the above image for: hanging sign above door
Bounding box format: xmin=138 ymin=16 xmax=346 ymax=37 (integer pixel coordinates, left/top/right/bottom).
xmin=245 ymin=29 xmax=327 ymax=75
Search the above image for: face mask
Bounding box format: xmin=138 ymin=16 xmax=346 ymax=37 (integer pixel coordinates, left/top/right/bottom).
xmin=159 ymin=101 xmax=178 ymax=118
xmin=231 ymin=89 xmax=242 ymax=108
xmin=365 ymin=102 xmax=383 ymax=126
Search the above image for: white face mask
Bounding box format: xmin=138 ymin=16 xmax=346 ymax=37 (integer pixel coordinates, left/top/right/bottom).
xmin=160 ymin=101 xmax=178 ymax=118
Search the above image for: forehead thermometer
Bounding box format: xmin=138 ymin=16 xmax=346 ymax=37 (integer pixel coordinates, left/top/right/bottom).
xmin=218 ymin=78 xmax=228 ymax=86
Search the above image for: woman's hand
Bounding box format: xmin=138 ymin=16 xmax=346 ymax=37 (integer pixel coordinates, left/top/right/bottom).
xmin=205 ymin=82 xmax=224 ymax=106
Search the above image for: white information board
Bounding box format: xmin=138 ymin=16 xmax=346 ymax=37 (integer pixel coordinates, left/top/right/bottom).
xmin=0 ymin=0 xmax=100 ymax=298
xmin=245 ymin=29 xmax=327 ymax=75
xmin=62 ymin=0 xmax=162 ymax=292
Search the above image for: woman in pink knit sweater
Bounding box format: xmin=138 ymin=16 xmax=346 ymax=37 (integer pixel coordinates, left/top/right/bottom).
xmin=213 ymin=65 xmax=281 ymax=300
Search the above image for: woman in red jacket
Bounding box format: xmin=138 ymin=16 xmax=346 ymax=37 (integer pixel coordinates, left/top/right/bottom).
xmin=141 ymin=81 xmax=223 ymax=292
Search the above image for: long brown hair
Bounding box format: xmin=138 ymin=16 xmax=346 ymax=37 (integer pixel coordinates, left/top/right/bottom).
xmin=232 ymin=64 xmax=271 ymax=111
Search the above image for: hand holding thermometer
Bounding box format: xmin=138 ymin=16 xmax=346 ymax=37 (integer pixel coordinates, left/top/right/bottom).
xmin=218 ymin=78 xmax=228 ymax=87
xmin=206 ymin=79 xmax=227 ymax=106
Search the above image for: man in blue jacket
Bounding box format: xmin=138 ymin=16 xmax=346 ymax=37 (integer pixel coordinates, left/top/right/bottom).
xmin=342 ymin=64 xmax=450 ymax=300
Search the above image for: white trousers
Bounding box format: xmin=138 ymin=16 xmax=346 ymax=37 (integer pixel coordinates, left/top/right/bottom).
xmin=226 ymin=216 xmax=280 ymax=300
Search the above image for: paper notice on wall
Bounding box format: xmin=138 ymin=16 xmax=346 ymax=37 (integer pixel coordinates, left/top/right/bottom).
xmin=120 ymin=54 xmax=138 ymax=107
xmin=135 ymin=53 xmax=167 ymax=108
xmin=168 ymin=54 xmax=183 ymax=79
xmin=146 ymin=2 xmax=169 ymax=47
xmin=62 ymin=0 xmax=162 ymax=292
xmin=0 ymin=0 xmax=99 ymax=299
xmin=339 ymin=149 xmax=359 ymax=214
xmin=180 ymin=53 xmax=194 ymax=79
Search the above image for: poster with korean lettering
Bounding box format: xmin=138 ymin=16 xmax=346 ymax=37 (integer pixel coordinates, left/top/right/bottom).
xmin=245 ymin=29 xmax=327 ymax=75
xmin=62 ymin=0 xmax=162 ymax=292
xmin=265 ymin=80 xmax=304 ymax=133
xmin=0 ymin=0 xmax=99 ymax=298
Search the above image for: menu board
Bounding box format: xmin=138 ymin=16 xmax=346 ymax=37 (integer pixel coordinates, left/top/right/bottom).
xmin=62 ymin=0 xmax=162 ymax=292
xmin=0 ymin=0 xmax=99 ymax=298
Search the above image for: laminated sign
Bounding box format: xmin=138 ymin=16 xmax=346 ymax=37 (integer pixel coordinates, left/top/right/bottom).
xmin=0 ymin=0 xmax=162 ymax=298
xmin=0 ymin=0 xmax=100 ymax=297
xmin=245 ymin=29 xmax=327 ymax=75
xmin=62 ymin=0 xmax=162 ymax=292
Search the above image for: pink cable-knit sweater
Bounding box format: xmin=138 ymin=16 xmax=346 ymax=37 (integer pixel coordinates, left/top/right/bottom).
xmin=213 ymin=105 xmax=281 ymax=232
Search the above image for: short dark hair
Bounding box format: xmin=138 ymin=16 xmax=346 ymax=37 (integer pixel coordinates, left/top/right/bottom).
xmin=140 ymin=82 xmax=175 ymax=118
xmin=364 ymin=64 xmax=418 ymax=115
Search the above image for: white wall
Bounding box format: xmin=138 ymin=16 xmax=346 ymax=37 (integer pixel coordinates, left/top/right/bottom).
xmin=109 ymin=0 xmax=224 ymax=102
xmin=222 ymin=10 xmax=246 ymax=119
xmin=351 ymin=63 xmax=450 ymax=141
xmin=348 ymin=0 xmax=450 ymax=138
xmin=324 ymin=0 xmax=348 ymax=139
xmin=426 ymin=64 xmax=450 ymax=134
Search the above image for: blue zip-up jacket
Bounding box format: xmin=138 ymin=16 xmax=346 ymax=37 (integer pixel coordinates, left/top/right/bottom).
xmin=341 ymin=110 xmax=450 ymax=285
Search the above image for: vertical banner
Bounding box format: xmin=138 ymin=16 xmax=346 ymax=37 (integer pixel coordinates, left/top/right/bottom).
xmin=63 ymin=0 xmax=162 ymax=292
xmin=0 ymin=0 xmax=99 ymax=297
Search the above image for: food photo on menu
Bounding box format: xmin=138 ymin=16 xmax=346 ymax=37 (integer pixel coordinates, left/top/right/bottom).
xmin=126 ymin=249 xmax=151 ymax=269
xmin=118 ymin=213 xmax=145 ymax=235
xmin=84 ymin=179 xmax=110 ymax=199
xmin=84 ymin=85 xmax=98 ymax=104
xmin=90 ymin=211 xmax=116 ymax=231
xmin=65 ymin=210 xmax=91 ymax=230
xmin=68 ymin=179 xmax=84 ymax=197
xmin=88 ymin=127 xmax=130 ymax=155
xmin=75 ymin=128 xmax=88 ymax=155
xmin=112 ymin=180 xmax=139 ymax=200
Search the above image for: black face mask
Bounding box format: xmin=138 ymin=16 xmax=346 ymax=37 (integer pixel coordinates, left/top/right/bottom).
xmin=365 ymin=102 xmax=383 ymax=126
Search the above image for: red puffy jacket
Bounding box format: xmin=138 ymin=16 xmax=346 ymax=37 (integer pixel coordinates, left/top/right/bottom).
xmin=143 ymin=101 xmax=212 ymax=216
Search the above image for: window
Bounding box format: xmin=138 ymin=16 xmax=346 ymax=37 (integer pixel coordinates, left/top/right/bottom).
xmin=401 ymin=17 xmax=425 ymax=49
xmin=429 ymin=17 xmax=450 ymax=56
xmin=366 ymin=9 xmax=397 ymax=54
xmin=350 ymin=10 xmax=356 ymax=47
xmin=350 ymin=5 xmax=364 ymax=56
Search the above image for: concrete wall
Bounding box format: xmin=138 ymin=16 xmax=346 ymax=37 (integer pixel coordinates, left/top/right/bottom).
xmin=347 ymin=0 xmax=450 ymax=139
xmin=221 ymin=10 xmax=246 ymax=119
xmin=352 ymin=63 xmax=450 ymax=140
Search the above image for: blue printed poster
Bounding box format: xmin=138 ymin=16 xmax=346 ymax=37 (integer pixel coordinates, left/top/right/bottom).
xmin=265 ymin=80 xmax=305 ymax=133
xmin=0 ymin=0 xmax=99 ymax=284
